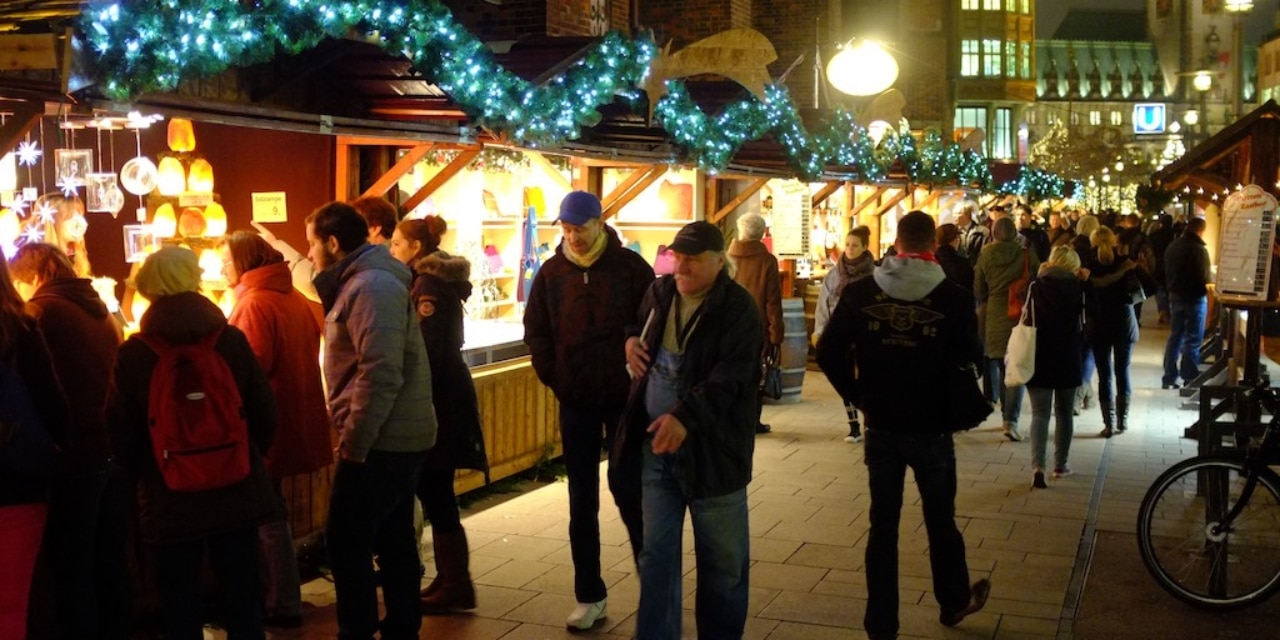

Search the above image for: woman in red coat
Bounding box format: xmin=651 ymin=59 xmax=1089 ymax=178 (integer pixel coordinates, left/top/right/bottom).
xmin=221 ymin=231 xmax=333 ymax=627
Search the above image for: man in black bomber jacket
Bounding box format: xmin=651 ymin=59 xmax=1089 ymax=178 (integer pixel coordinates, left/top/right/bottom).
xmin=816 ymin=211 xmax=989 ymax=640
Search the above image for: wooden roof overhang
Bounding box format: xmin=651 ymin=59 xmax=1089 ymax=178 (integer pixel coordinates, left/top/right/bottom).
xmin=1151 ymin=100 xmax=1280 ymax=201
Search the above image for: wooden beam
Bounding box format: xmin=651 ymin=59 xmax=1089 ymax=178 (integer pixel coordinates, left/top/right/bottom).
xmin=0 ymin=34 xmax=58 ymax=70
xmin=810 ymin=180 xmax=842 ymax=208
xmin=402 ymin=145 xmax=482 ymax=213
xmin=360 ymin=143 xmax=433 ymax=199
xmin=601 ymin=165 xmax=660 ymax=212
xmin=0 ymin=100 xmax=42 ymax=159
xmin=526 ymin=151 xmax=573 ymax=192
xmin=705 ymin=177 xmax=721 ymax=222
xmin=335 ymin=135 xmax=427 ymax=147
xmin=873 ymin=189 xmax=910 ymax=218
xmin=335 ymin=139 xmax=352 ymax=200
xmin=850 ymin=185 xmax=889 ymax=218
xmin=915 ymin=188 xmax=942 ymax=212
xmin=603 ymin=166 xmax=665 ymax=220
xmin=709 ymin=178 xmax=769 ymax=224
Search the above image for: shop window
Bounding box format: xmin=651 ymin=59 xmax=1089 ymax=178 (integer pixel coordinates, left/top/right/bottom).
xmin=983 ymin=0 xmax=1000 ymax=10
xmin=954 ymin=107 xmax=988 ymax=156
xmin=983 ymin=40 xmax=1002 ymax=76
xmin=1005 ymin=41 xmax=1017 ymax=77
xmin=1021 ymin=0 xmax=1030 ymax=13
xmin=961 ymin=0 xmax=979 ymax=9
xmin=1005 ymin=0 xmax=1017 ymax=11
xmin=1021 ymin=42 xmax=1032 ymax=78
xmin=961 ymin=40 xmax=980 ymax=76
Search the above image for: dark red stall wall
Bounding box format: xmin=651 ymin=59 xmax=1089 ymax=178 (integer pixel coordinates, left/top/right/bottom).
xmin=81 ymin=121 xmax=334 ymax=295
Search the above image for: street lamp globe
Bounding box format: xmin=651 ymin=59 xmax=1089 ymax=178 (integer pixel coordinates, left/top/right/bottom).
xmin=1193 ymin=71 xmax=1213 ymax=93
xmin=827 ymin=40 xmax=899 ymax=96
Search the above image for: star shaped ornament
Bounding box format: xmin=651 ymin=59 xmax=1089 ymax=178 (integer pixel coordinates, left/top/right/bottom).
xmin=32 ymin=201 xmax=57 ymax=226
xmin=16 ymin=140 xmax=41 ymax=166
xmin=19 ymin=223 xmax=44 ymax=245
xmin=7 ymin=196 xmax=27 ymax=217
xmin=57 ymin=177 xmax=79 ymax=197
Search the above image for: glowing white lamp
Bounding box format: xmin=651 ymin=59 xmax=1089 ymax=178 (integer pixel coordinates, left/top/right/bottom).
xmin=827 ymin=40 xmax=899 ymax=97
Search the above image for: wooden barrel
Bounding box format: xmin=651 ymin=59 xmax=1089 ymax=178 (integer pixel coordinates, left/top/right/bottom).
xmin=766 ymin=298 xmax=808 ymax=404
xmin=803 ymin=280 xmax=822 ymax=363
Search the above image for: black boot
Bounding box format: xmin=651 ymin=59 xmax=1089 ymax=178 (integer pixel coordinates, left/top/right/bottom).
xmin=1116 ymin=394 xmax=1130 ymax=434
xmin=1098 ymin=399 xmax=1115 ymax=438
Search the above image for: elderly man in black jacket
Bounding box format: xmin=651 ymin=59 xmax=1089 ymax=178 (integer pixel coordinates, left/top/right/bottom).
xmin=816 ymin=211 xmax=990 ymax=640
xmin=619 ymin=221 xmax=760 ymax=640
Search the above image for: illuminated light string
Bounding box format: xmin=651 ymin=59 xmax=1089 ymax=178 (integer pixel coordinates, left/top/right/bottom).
xmin=83 ymin=0 xmax=1014 ymax=186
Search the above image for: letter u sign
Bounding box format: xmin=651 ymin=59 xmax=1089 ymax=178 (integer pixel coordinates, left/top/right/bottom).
xmin=1133 ymin=104 xmax=1166 ymax=134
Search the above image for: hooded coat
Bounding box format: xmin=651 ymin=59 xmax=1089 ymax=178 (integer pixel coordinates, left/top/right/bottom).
xmin=0 ymin=318 xmax=71 ymax=507
xmin=108 ymin=292 xmax=277 ymax=543
xmin=410 ymin=252 xmax=488 ymax=477
xmin=24 ymin=277 xmax=122 ymax=471
xmin=728 ymin=238 xmax=784 ymax=347
xmin=816 ymin=255 xmax=983 ymax=434
xmin=313 ymin=243 xmax=437 ymax=460
xmin=974 ymin=239 xmax=1040 ymax=358
xmin=229 ymin=261 xmax=333 ymax=478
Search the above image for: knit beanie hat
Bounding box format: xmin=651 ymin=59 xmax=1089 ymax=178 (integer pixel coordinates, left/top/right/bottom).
xmin=135 ymin=246 xmax=201 ymax=301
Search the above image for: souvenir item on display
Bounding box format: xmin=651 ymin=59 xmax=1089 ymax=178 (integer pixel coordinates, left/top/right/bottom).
xmin=120 ymin=156 xmax=159 ymax=195
xmin=123 ymin=224 xmax=159 ymax=263
xmin=156 ymin=156 xmax=185 ymax=196
xmin=151 ymin=202 xmax=177 ymax=238
xmin=55 ymin=148 xmax=92 ymax=191
xmin=187 ymin=158 xmax=214 ymax=193
xmin=202 ymin=201 xmax=227 ymax=237
xmin=86 ymin=173 xmax=125 ymax=214
xmin=1005 ymin=282 xmax=1037 ymax=387
xmin=178 ymin=206 xmax=208 ymax=238
xmin=167 ymin=118 xmax=196 ymax=152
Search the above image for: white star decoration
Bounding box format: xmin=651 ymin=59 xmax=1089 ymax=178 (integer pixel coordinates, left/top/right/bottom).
xmin=57 ymin=177 xmax=79 ymax=197
xmin=19 ymin=223 xmax=44 ymax=245
xmin=16 ymin=140 xmax=41 ymax=166
xmin=7 ymin=196 xmax=27 ymax=217
xmin=32 ymin=201 xmax=57 ymax=226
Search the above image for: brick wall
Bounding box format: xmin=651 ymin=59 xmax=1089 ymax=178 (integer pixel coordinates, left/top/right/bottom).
xmin=751 ymin=0 xmax=841 ymax=109
xmin=442 ymin=0 xmax=546 ymax=41
xmin=637 ymin=0 xmax=750 ymax=47
xmin=547 ymin=0 xmax=591 ymax=36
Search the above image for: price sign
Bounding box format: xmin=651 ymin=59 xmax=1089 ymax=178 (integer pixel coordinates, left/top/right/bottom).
xmin=252 ymin=191 xmax=288 ymax=223
xmin=1217 ymin=184 xmax=1278 ymax=300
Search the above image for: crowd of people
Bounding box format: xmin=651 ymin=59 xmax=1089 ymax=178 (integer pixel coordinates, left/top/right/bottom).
xmin=0 ymin=186 xmax=1209 ymax=640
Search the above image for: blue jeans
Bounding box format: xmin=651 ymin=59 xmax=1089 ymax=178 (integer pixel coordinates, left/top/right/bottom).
xmin=1093 ymin=340 xmax=1134 ymax=402
xmin=986 ymin=357 xmax=1024 ymax=424
xmin=1163 ymin=296 xmax=1207 ymax=385
xmin=637 ymin=442 xmax=749 ymax=640
xmin=326 ymin=450 xmax=426 ymax=640
xmin=864 ymin=429 xmax=972 ymax=636
xmin=559 ymin=403 xmax=644 ymax=603
xmin=154 ymin=527 xmax=263 ymax=640
xmin=1027 ymin=387 xmax=1075 ymax=472
xmin=259 ymin=479 xmax=303 ymax=618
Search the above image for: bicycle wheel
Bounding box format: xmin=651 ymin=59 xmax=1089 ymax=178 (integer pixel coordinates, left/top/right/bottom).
xmin=1136 ymin=455 xmax=1280 ymax=609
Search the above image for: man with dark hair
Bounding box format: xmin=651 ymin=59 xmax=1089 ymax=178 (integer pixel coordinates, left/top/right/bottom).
xmin=350 ymin=196 xmax=400 ymax=245
xmin=816 ymin=211 xmax=989 ymax=640
xmin=1161 ymin=216 xmax=1211 ymax=389
xmin=307 ymin=201 xmax=437 ymax=640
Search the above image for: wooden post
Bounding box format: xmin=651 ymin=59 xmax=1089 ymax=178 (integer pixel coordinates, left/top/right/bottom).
xmin=402 ymin=145 xmax=482 ymax=212
xmin=359 ymin=143 xmax=433 ymax=199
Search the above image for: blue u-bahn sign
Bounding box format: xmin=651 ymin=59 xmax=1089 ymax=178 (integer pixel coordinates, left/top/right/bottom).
xmin=1133 ymin=104 xmax=1166 ymax=134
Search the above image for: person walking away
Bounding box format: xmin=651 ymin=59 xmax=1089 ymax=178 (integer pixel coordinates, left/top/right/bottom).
xmin=1162 ymin=217 xmax=1212 ymax=389
xmin=1148 ymin=214 xmax=1176 ymax=325
xmin=523 ymin=190 xmax=653 ymax=629
xmin=1024 ymin=246 xmax=1086 ymax=489
xmin=107 ymin=246 xmax=278 ymax=640
xmin=1070 ymin=215 xmax=1101 ymax=413
xmin=389 ymin=217 xmax=490 ymax=613
xmin=974 ymin=217 xmax=1039 ymax=441
xmin=219 ymin=232 xmax=333 ymax=628
xmin=936 ymin=223 xmax=975 ymax=291
xmin=620 ymin=221 xmax=760 ymax=640
xmin=815 ymin=211 xmax=990 ymax=639
xmin=1083 ymin=228 xmax=1140 ymax=437
xmin=9 ymin=243 xmax=127 ymax=639
xmin=308 ymin=202 xmax=437 ymax=640
xmin=728 ymin=212 xmax=783 ymax=435
xmin=0 ymin=256 xmax=70 ymax=640
xmin=814 ymin=225 xmax=876 ymax=442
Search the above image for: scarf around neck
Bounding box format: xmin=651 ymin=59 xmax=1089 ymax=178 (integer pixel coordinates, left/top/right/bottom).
xmin=564 ymin=226 xmax=608 ymax=268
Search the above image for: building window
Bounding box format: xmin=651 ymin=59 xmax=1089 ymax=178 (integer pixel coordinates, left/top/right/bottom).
xmin=1089 ymin=110 xmax=1102 ymax=126
xmin=1021 ymin=0 xmax=1030 ymax=13
xmin=1026 ymin=110 xmax=1037 ymax=125
xmin=1020 ymin=42 xmax=1032 ymax=78
xmin=1006 ymin=41 xmax=1017 ymax=77
xmin=983 ymin=0 xmax=1000 ymax=10
xmin=1005 ymin=0 xmax=1017 ymax=10
xmin=992 ymin=108 xmax=1013 ymax=160
xmin=954 ymin=107 xmax=989 ymax=156
xmin=983 ymin=40 xmax=1002 ymax=76
xmin=961 ymin=40 xmax=980 ymax=76
xmin=961 ymin=0 xmax=979 ymax=9
xmin=1110 ymin=110 xmax=1123 ymax=125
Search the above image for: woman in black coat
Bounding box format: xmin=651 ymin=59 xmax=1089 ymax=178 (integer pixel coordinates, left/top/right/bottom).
xmin=936 ymin=223 xmax=975 ymax=292
xmin=1024 ymin=246 xmax=1085 ymax=489
xmin=1083 ymin=227 xmax=1139 ymax=437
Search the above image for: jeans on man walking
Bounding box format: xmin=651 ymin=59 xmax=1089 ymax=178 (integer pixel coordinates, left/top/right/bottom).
xmin=1163 ymin=296 xmax=1207 ymax=386
xmin=863 ymin=429 xmax=972 ymax=637
xmin=326 ymin=450 xmax=426 ymax=640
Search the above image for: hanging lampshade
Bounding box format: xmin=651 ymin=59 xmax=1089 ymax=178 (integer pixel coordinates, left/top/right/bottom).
xmin=120 ymin=156 xmax=159 ymax=195
xmin=178 ymin=206 xmax=207 ymax=238
xmin=187 ymin=158 xmax=214 ymax=193
xmin=156 ymin=157 xmax=186 ymax=196
xmin=151 ymin=202 xmax=177 ymax=238
xmin=203 ymin=201 xmax=227 ymax=237
xmin=167 ymin=118 xmax=196 ymax=152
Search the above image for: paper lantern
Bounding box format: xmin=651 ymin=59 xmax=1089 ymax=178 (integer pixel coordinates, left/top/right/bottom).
xmin=167 ymin=118 xmax=196 ymax=152
xmin=151 ymin=202 xmax=177 ymax=238
xmin=203 ymin=201 xmax=227 ymax=237
xmin=120 ymin=157 xmax=158 ymax=195
xmin=178 ymin=207 xmax=207 ymax=238
xmin=187 ymin=158 xmax=214 ymax=193
xmin=157 ymin=157 xmax=186 ymax=196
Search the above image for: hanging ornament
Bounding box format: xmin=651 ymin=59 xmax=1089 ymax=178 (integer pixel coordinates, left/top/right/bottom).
xmin=16 ymin=140 xmax=41 ymax=167
xmin=57 ymin=176 xmax=80 ymax=198
xmin=19 ymin=222 xmax=45 ymax=245
xmin=32 ymin=200 xmax=57 ymax=226
xmin=0 ymin=207 xmax=18 ymax=245
xmin=86 ymin=173 xmax=120 ymax=212
xmin=120 ymin=157 xmax=158 ymax=195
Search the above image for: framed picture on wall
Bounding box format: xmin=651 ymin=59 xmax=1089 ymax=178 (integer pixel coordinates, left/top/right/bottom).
xmin=54 ymin=148 xmax=93 ymax=187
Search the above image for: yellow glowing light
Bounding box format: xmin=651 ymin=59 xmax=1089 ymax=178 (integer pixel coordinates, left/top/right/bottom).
xmin=827 ymin=40 xmax=899 ymax=97
xmin=157 ymin=157 xmax=186 ymax=196
xmin=198 ymin=248 xmax=223 ymax=281
xmin=167 ymin=118 xmax=196 ymax=152
xmin=0 ymin=207 xmax=19 ymax=245
xmin=151 ymin=202 xmax=177 ymax=238
xmin=203 ymin=201 xmax=227 ymax=237
xmin=187 ymin=158 xmax=214 ymax=193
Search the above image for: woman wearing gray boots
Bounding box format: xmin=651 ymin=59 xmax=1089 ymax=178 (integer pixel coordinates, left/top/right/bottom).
xmin=1083 ymin=227 xmax=1139 ymax=438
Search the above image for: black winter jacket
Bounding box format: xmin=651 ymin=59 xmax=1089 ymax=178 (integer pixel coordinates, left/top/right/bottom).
xmin=524 ymin=227 xmax=655 ymax=410
xmin=0 ymin=319 xmax=71 ymax=507
xmin=1025 ymin=268 xmax=1085 ymax=389
xmin=613 ymin=271 xmax=761 ymax=499
xmin=1164 ymin=232 xmax=1211 ymax=301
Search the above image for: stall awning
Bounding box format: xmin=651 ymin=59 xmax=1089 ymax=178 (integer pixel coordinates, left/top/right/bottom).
xmin=1151 ymin=100 xmax=1280 ymax=199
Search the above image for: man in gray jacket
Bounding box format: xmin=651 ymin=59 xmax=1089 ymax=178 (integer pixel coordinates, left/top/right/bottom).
xmin=307 ymin=201 xmax=437 ymax=640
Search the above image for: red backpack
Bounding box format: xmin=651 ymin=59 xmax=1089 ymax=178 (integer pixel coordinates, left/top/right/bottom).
xmin=137 ymin=328 xmax=250 ymax=492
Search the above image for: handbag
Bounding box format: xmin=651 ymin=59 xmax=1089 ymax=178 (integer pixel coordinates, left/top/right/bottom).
xmin=761 ymin=345 xmax=783 ymax=400
xmin=1124 ymin=269 xmax=1147 ymax=305
xmin=1004 ymin=281 xmax=1037 ymax=387
xmin=946 ymin=363 xmax=993 ymax=431
xmin=1006 ymin=248 xmax=1031 ymax=320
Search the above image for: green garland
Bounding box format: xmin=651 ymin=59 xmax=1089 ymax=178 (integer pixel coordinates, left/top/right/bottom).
xmin=82 ymin=0 xmax=999 ymax=185
xmin=997 ymin=166 xmax=1077 ymax=203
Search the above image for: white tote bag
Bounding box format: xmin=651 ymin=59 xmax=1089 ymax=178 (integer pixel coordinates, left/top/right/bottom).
xmin=1004 ymin=281 xmax=1036 ymax=387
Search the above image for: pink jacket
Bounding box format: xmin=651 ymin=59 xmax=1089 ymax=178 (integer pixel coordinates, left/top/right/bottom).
xmin=230 ymin=261 xmax=333 ymax=478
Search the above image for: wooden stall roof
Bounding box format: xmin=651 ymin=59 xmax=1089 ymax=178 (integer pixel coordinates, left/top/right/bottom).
xmin=1151 ymin=99 xmax=1280 ymax=199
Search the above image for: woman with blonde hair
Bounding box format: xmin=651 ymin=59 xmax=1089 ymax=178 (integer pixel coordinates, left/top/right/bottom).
xmin=1084 ymin=226 xmax=1139 ymax=437
xmin=1023 ymin=245 xmax=1085 ymax=489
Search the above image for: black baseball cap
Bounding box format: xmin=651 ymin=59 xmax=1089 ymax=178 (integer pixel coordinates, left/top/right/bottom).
xmin=668 ymin=221 xmax=725 ymax=254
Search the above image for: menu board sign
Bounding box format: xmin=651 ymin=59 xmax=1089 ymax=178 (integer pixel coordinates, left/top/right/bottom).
xmin=771 ymin=180 xmax=810 ymax=258
xmin=1217 ymin=184 xmax=1278 ymax=300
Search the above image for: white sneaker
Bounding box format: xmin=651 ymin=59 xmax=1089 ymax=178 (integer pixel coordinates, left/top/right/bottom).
xmin=1003 ymin=423 xmax=1023 ymax=442
xmin=844 ymin=434 xmax=862 ymax=444
xmin=566 ymin=598 xmax=607 ymax=630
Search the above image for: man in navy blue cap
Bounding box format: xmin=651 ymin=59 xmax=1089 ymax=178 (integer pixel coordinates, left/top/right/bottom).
xmin=523 ymin=190 xmax=654 ymax=630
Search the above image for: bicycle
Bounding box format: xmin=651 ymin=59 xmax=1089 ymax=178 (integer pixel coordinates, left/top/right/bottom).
xmin=1136 ymin=383 xmax=1280 ymax=610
